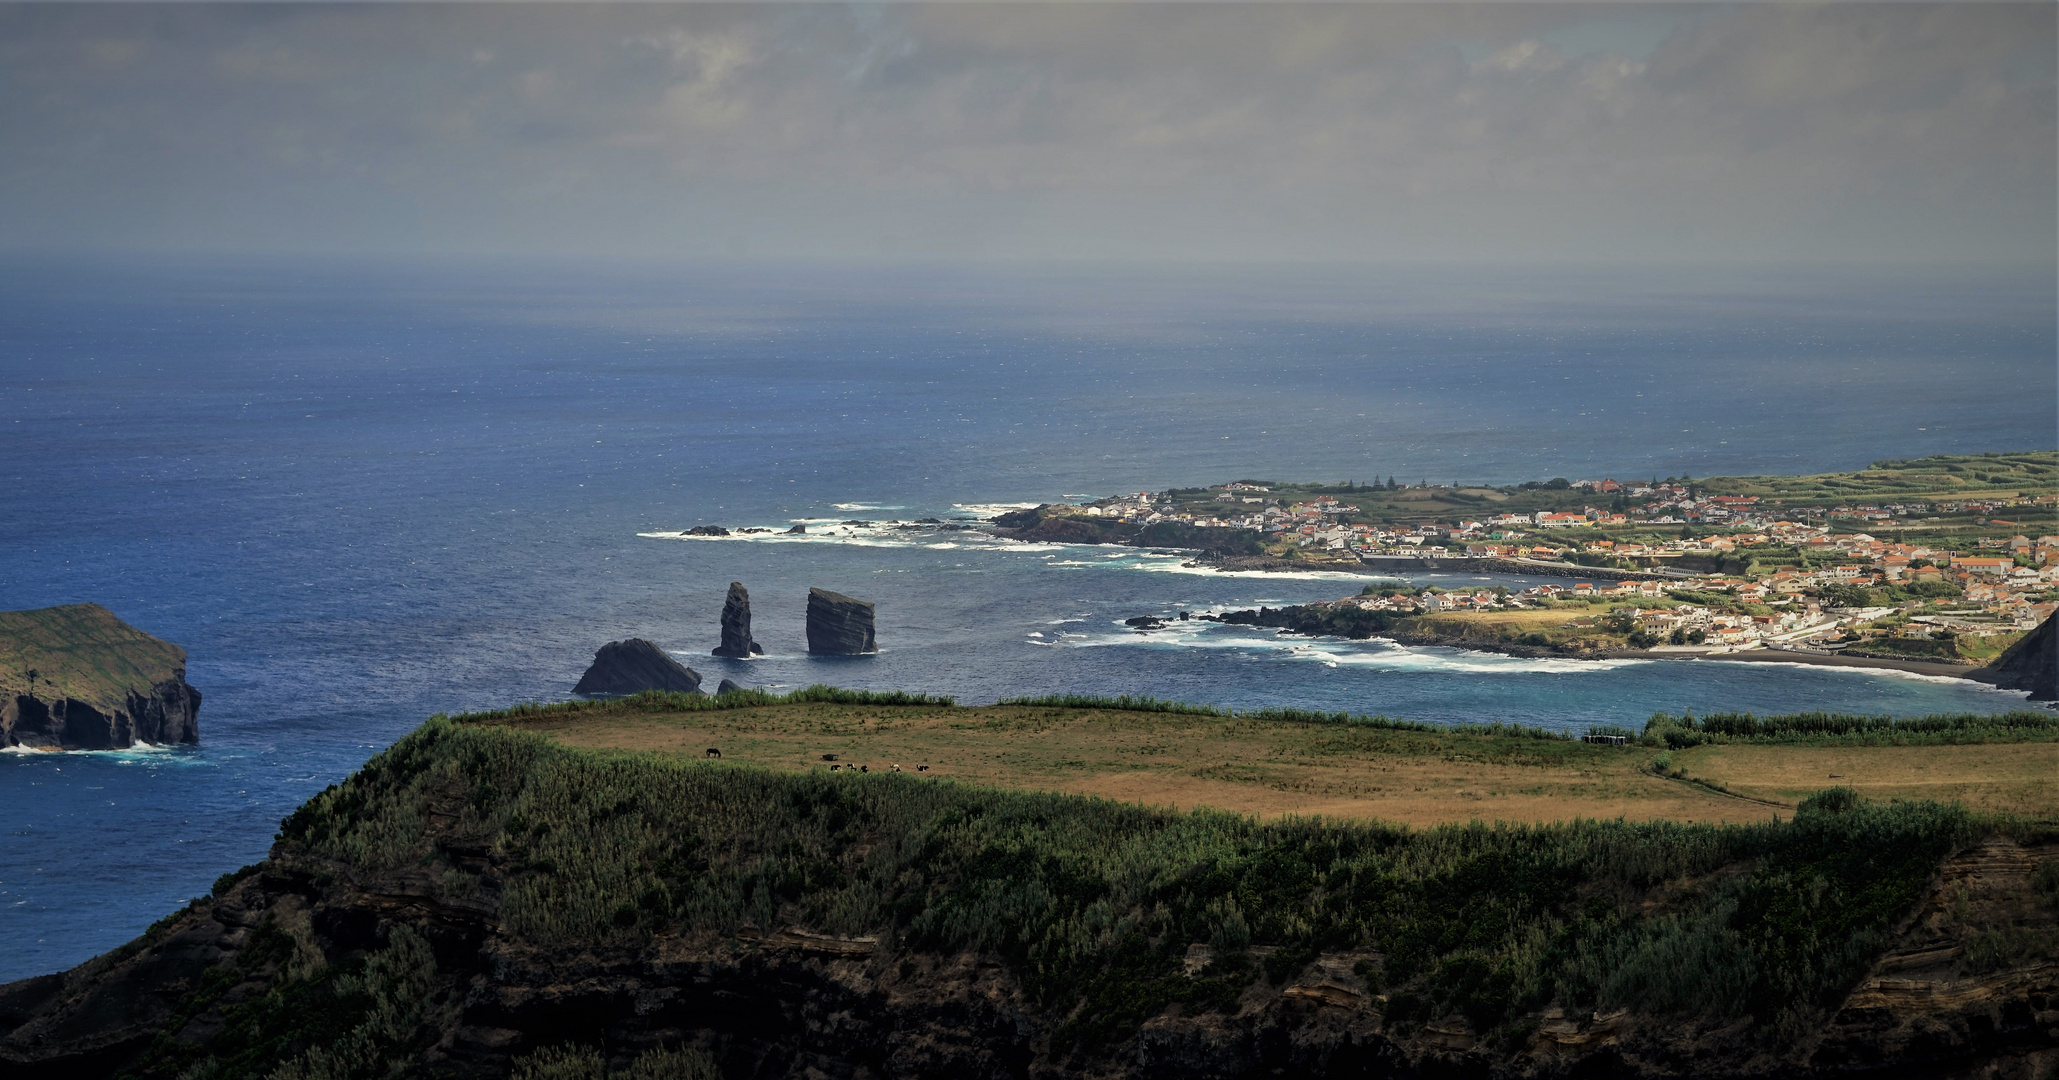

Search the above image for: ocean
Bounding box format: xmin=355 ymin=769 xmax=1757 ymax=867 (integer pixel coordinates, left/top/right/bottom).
xmin=1 ymin=255 xmax=2052 ymax=982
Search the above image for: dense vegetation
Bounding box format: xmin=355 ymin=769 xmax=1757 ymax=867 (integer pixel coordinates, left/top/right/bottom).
xmin=1642 ymin=709 xmax=2059 ymax=747
xmin=266 ymin=716 xmax=2050 ymax=1063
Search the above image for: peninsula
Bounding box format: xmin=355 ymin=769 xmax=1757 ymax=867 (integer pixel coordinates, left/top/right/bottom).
xmin=997 ymin=451 xmax=2058 ymax=672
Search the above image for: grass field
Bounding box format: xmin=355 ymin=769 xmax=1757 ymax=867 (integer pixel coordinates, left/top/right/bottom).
xmin=497 ymin=701 xmax=2059 ymax=825
xmin=1668 ymin=742 xmax=2056 ymax=816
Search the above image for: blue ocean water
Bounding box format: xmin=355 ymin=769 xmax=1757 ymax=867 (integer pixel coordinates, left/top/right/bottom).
xmin=1 ymin=256 xmax=2052 ymax=982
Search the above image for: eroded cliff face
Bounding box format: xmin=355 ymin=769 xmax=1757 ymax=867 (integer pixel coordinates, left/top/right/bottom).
xmin=1984 ymin=613 xmax=2056 ymax=701
xmin=2 ymin=830 xmax=2050 ymax=1079
xmin=0 ymin=603 xmax=201 ymax=750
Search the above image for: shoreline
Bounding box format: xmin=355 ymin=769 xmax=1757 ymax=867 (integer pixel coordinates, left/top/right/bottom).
xmin=1237 ymin=623 xmax=2011 ymax=688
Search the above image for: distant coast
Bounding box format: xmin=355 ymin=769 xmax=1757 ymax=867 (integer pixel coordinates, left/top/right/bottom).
xmin=1203 ymin=603 xmax=2021 ymax=688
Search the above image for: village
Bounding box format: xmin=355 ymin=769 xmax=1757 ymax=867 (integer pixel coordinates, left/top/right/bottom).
xmin=1060 ymin=467 xmax=2059 ymax=659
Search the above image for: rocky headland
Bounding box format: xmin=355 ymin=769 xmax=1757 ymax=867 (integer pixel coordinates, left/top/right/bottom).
xmin=1981 ymin=612 xmax=2057 ymax=701
xmin=0 ymin=603 xmax=201 ymax=750
xmin=806 ymin=588 xmax=876 ymax=655
xmin=571 ymin=639 xmax=703 ymax=696
xmin=711 ymin=582 xmax=764 ymax=658
xmin=990 ymin=505 xmax=1265 ymax=556
xmin=0 ymin=713 xmax=2052 ymax=1079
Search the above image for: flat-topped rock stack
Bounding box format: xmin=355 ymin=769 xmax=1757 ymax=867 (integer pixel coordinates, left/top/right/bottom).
xmin=0 ymin=603 xmax=202 ymax=750
xmin=711 ymin=582 xmax=763 ymax=658
xmin=806 ymin=588 xmax=876 ymax=655
xmin=573 ymin=638 xmax=703 ymax=696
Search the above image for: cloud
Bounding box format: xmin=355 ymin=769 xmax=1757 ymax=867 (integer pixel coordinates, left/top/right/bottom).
xmin=0 ymin=2 xmax=2048 ymax=263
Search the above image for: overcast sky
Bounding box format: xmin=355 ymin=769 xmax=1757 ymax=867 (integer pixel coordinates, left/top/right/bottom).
xmin=3 ymin=2 xmax=2052 ymax=263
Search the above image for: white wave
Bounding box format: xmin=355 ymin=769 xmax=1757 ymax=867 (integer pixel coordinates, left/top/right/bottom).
xmin=833 ymin=503 xmax=902 ymax=511
xmin=952 ymin=502 xmax=1040 ymax=518
xmin=1058 ymin=622 xmax=1655 ymax=675
xmin=638 ymin=527 xmax=1013 ymax=554
xmin=1130 ymin=560 xmax=1388 ymax=583
xmin=1 ymin=742 xmax=204 ymax=762
xmin=1699 ymin=657 xmax=2035 ymax=693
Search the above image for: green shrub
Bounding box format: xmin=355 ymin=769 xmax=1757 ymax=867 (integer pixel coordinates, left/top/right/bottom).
xmin=269 ymin=719 xmax=2017 ymax=1057
xmin=1642 ymin=710 xmax=2059 ymax=748
xmin=511 ymin=1045 xmax=720 ymax=1080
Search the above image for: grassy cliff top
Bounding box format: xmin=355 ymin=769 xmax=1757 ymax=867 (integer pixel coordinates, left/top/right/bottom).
xmin=269 ymin=709 xmax=2057 ymax=1060
xmin=453 ymin=688 xmax=2059 ymax=824
xmin=0 ymin=603 xmax=188 ymax=711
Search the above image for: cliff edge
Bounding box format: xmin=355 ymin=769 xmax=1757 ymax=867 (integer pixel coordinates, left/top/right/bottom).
xmin=0 ymin=603 xmax=201 ymax=750
xmin=1982 ymin=613 xmax=2057 ymax=701
xmin=1 ymin=717 xmax=2053 ymax=1079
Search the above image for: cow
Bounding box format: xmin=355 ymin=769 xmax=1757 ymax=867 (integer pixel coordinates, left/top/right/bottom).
xmin=706 ymin=748 xmax=721 ymax=759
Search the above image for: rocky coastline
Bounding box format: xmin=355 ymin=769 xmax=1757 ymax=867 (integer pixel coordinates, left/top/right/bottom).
xmin=1204 ymin=603 xmax=2024 ymax=686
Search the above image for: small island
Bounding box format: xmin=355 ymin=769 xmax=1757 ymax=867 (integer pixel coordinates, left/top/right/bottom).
xmin=0 ymin=603 xmax=201 ymax=750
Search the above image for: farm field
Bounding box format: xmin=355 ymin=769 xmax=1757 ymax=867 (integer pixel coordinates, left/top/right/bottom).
xmin=500 ymin=701 xmax=2059 ymax=826
xmin=1668 ymin=741 xmax=2057 ymax=816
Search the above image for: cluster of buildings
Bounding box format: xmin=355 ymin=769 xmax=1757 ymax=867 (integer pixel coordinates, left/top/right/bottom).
xmin=1064 ymin=483 xmax=2059 ymax=646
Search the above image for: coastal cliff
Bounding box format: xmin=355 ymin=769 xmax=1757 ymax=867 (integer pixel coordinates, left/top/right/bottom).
xmin=1 ymin=714 xmax=2053 ymax=1079
xmin=1983 ymin=613 xmax=2057 ymax=701
xmin=0 ymin=603 xmax=200 ymax=750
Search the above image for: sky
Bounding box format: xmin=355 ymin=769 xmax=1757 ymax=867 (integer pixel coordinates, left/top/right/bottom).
xmin=2 ymin=2 xmax=2053 ymax=264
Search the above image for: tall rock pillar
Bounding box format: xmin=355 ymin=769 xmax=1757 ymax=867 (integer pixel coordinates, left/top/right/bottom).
xmin=712 ymin=582 xmax=763 ymax=658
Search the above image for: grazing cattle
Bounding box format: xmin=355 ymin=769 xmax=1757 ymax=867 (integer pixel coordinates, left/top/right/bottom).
xmin=917 ymin=765 xmax=929 ymax=772
xmin=706 ymin=748 xmax=722 ymax=758
xmin=860 ymin=765 xmax=869 ymax=773
xmin=891 ymin=764 xmax=902 ymax=772
xmin=821 ymin=753 xmax=838 ymax=761
xmin=830 ymin=764 xmax=842 ymax=771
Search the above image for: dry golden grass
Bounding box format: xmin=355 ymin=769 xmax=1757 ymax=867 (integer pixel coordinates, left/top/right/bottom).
xmin=495 ymin=703 xmax=1983 ymax=827
xmin=1671 ymin=742 xmax=2059 ymax=818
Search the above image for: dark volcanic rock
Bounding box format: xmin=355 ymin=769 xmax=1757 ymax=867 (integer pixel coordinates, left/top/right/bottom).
xmin=686 ymin=525 xmax=730 ymax=536
xmin=806 ymin=588 xmax=876 ymax=655
xmin=1984 ymin=613 xmax=2056 ymax=700
xmin=786 ymin=523 xmax=806 ymax=534
xmin=716 ymin=678 xmax=748 ymax=696
xmin=1 ymin=603 xmax=201 ymax=750
xmin=572 ymin=639 xmax=702 ymax=695
xmin=711 ymin=582 xmax=763 ymax=658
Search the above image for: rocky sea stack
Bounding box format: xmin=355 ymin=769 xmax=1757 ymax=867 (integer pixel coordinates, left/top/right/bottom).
xmin=806 ymin=588 xmax=876 ymax=655
xmin=0 ymin=603 xmax=201 ymax=750
xmin=571 ymin=639 xmax=702 ymax=696
xmin=711 ymin=582 xmax=763 ymax=658
xmin=1984 ymin=612 xmax=2056 ymax=701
